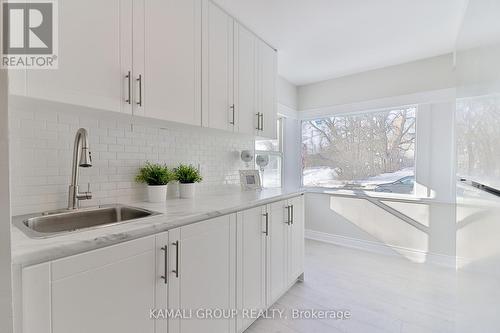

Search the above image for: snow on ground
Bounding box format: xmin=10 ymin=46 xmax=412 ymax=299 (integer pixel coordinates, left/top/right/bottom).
xmin=303 ymin=167 xmax=414 ymax=188
xmin=363 ymin=168 xmax=414 ymax=184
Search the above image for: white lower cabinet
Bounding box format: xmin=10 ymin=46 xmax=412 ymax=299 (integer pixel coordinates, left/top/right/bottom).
xmin=236 ymin=206 xmax=267 ymax=332
xmin=287 ymin=196 xmax=305 ymax=286
xmin=168 ymin=215 xmax=236 ymax=333
xmin=267 ymin=196 xmax=305 ymax=305
xmin=267 ymin=200 xmax=288 ymax=305
xmin=20 ymin=196 xmax=304 ymax=333
xmin=22 ymin=236 xmax=161 ymax=333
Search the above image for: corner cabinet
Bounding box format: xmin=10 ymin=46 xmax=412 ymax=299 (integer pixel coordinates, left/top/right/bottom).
xmin=257 ymin=40 xmax=278 ymax=140
xmin=233 ymin=22 xmax=277 ymax=139
xmin=21 ymin=235 xmax=162 ymax=333
xmin=267 ymin=196 xmax=304 ymax=305
xmin=20 ymin=195 xmax=303 ymax=333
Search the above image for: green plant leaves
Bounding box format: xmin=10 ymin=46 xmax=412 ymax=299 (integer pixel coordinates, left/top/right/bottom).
xmin=174 ymin=164 xmax=203 ymax=184
xmin=135 ymin=162 xmax=174 ymax=186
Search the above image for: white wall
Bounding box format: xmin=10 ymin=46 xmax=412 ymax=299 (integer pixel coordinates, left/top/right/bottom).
xmin=0 ymin=70 xmax=14 ymax=333
xmin=306 ymin=193 xmax=456 ymax=262
xmin=298 ymin=54 xmax=456 ymax=111
xmin=277 ymin=76 xmax=298 ymax=110
xmin=414 ymin=102 xmax=456 ymax=203
xmin=9 ymin=97 xmax=254 ymax=215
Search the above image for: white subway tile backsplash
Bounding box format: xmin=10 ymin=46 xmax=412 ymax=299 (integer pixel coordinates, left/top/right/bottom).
xmin=10 ymin=103 xmax=253 ymax=215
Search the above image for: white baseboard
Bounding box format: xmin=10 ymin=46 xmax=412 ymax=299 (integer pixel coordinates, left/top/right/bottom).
xmin=305 ymin=229 xmax=457 ymax=268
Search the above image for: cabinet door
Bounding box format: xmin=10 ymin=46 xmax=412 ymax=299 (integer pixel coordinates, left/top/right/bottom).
xmin=169 ymin=215 xmax=236 ymax=333
xmin=288 ymin=196 xmax=305 ymax=284
xmin=49 ymin=237 xmax=156 ymax=333
xmin=267 ymin=200 xmax=288 ymax=305
xmin=25 ymin=0 xmax=132 ymax=113
xmin=258 ymin=41 xmax=278 ymax=139
xmin=136 ymin=0 xmax=202 ymax=125
xmin=202 ymin=0 xmax=234 ymax=131
xmin=234 ymin=23 xmax=258 ymax=135
xmin=236 ymin=206 xmax=267 ymax=332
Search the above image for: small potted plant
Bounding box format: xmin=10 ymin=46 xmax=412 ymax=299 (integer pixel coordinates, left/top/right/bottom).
xmin=175 ymin=164 xmax=203 ymax=199
xmin=135 ymin=162 xmax=174 ymax=203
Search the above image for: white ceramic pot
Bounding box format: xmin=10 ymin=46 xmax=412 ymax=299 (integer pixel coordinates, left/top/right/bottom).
xmin=147 ymin=185 xmax=168 ymax=203
xmin=179 ymin=183 xmax=196 ymax=199
xmin=167 ymin=181 xmax=179 ymax=199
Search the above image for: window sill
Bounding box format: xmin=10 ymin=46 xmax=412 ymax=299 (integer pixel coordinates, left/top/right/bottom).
xmin=302 ymin=187 xmax=447 ymax=204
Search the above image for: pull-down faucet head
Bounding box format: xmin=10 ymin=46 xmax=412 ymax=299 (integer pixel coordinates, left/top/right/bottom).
xmin=79 ymin=147 xmax=92 ymax=167
xmin=77 ymin=128 xmax=92 ymax=167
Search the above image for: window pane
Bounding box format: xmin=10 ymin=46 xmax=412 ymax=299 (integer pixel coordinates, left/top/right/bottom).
xmin=255 ymin=118 xmax=282 ymax=152
xmin=255 ymin=139 xmax=279 ymax=152
xmin=256 ymin=154 xmax=282 ymax=188
xmin=302 ymin=107 xmax=416 ymax=194
xmin=456 ymin=97 xmax=500 ymax=190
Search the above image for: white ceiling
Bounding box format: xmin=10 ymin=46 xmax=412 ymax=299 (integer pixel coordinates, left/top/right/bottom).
xmin=212 ymin=0 xmax=468 ymax=86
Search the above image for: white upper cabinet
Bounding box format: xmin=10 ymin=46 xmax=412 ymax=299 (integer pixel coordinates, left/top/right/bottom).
xmin=23 ymin=0 xmax=133 ymax=113
xmin=202 ymin=0 xmax=234 ymax=131
xmin=10 ymin=0 xmax=277 ymax=135
xmin=234 ymin=22 xmax=277 ymax=138
xmin=234 ymin=22 xmax=258 ymax=135
xmin=257 ymin=40 xmax=278 ymax=139
xmin=135 ymin=0 xmax=202 ymax=125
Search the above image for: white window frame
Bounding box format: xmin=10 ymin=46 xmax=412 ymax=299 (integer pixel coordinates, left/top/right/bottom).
xmin=255 ymin=117 xmax=284 ymax=188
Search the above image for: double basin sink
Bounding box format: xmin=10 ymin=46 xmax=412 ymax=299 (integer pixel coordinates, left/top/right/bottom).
xmin=14 ymin=204 xmax=160 ymax=238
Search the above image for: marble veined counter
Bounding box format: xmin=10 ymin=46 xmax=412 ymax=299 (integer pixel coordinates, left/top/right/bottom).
xmin=11 ymin=189 xmax=303 ymax=266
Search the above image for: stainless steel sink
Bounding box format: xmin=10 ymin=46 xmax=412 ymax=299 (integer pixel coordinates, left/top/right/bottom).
xmin=14 ymin=204 xmax=161 ymax=238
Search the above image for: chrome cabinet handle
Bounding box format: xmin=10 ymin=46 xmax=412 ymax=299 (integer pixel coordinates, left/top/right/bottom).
xmin=125 ymin=71 xmax=131 ymax=104
xmin=262 ymin=212 xmax=269 ymax=236
xmin=285 ymin=205 xmax=291 ymax=225
xmin=160 ymin=245 xmax=167 ymax=284
xmin=291 ymin=205 xmax=294 ymax=224
xmin=136 ymin=74 xmax=143 ymax=107
xmin=260 ymin=113 xmax=264 ymax=131
xmin=255 ymin=112 xmax=260 ymax=130
xmin=230 ymin=104 xmax=235 ymax=125
xmin=172 ymin=241 xmax=179 ymax=278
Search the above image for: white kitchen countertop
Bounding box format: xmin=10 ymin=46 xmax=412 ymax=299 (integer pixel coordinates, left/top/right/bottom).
xmin=11 ymin=188 xmax=303 ymax=266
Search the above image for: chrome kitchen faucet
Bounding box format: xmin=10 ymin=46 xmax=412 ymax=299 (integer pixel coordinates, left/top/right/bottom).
xmin=68 ymin=128 xmax=93 ymax=209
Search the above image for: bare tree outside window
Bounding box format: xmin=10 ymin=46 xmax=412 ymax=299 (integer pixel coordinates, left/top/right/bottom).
xmin=302 ymin=107 xmax=416 ymax=193
xmin=456 ymin=96 xmax=500 ymax=189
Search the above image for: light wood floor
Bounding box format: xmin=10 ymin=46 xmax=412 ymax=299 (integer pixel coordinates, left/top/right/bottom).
xmin=246 ymin=239 xmax=461 ymax=333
